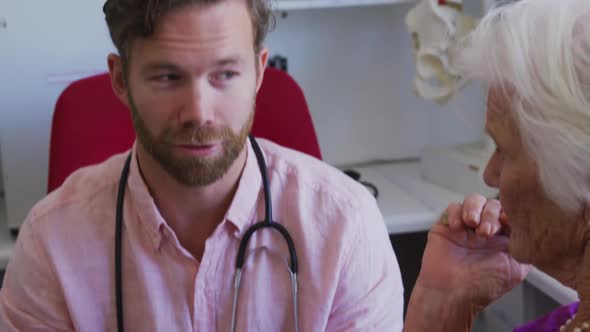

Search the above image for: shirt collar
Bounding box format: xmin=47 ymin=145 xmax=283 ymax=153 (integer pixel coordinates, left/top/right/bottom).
xmin=126 ymin=139 xmax=264 ymax=249
xmin=127 ymin=142 xmax=166 ymax=249
xmin=224 ymin=138 xmax=264 ymax=237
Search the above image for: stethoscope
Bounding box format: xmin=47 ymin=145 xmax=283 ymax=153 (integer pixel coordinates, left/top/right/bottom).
xmin=114 ymin=135 xmax=299 ymax=332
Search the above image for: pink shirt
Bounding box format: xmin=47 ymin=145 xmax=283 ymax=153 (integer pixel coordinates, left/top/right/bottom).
xmin=0 ymin=139 xmax=403 ymax=331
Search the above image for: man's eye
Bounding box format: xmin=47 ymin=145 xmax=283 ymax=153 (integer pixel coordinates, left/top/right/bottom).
xmin=212 ymin=71 xmax=238 ymax=82
xmin=152 ymin=74 xmax=180 ymax=82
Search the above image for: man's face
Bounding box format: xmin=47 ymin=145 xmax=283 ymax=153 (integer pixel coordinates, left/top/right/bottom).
xmin=110 ymin=1 xmax=267 ymax=186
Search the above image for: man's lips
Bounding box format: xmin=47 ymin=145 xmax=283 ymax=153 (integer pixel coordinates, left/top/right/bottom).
xmin=177 ymin=144 xmax=215 ymax=150
xmin=174 ymin=143 xmax=221 ymax=156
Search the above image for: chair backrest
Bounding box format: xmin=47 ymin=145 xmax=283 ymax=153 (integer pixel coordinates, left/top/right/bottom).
xmin=47 ymin=67 xmax=322 ymax=193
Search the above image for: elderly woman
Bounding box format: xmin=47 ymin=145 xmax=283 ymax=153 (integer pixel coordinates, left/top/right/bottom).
xmin=403 ymin=0 xmax=590 ymax=331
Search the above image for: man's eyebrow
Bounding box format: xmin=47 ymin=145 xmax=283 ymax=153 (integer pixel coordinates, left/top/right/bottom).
xmin=141 ymin=62 xmax=182 ymax=74
xmin=213 ymin=57 xmax=241 ymax=67
xmin=139 ymin=57 xmax=242 ymax=75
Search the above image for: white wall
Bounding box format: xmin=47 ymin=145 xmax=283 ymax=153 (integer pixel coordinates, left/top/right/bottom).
xmin=0 ymin=1 xmax=485 ymax=228
xmin=267 ymin=4 xmax=486 ymax=165
xmin=0 ymin=1 xmax=115 ymax=228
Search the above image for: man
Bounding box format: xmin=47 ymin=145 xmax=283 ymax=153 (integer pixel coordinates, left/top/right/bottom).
xmin=0 ymin=0 xmax=403 ymax=330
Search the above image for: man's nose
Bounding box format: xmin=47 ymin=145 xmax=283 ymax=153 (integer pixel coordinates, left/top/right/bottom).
xmin=180 ymin=80 xmax=214 ymax=126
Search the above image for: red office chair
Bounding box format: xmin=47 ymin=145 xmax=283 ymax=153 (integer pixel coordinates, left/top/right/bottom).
xmin=47 ymin=67 xmax=322 ymax=193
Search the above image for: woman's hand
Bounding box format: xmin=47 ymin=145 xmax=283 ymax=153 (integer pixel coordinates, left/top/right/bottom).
xmin=417 ymin=193 xmax=531 ymax=311
xmin=405 ymin=194 xmax=531 ymax=332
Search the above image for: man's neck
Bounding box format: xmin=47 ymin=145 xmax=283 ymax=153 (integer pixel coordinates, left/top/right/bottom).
xmin=136 ymin=143 xmax=248 ymax=245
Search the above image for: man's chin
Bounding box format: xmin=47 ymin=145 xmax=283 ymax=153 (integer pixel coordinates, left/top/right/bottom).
xmin=161 ymin=149 xmax=245 ymax=187
xmin=166 ymin=166 xmax=227 ymax=187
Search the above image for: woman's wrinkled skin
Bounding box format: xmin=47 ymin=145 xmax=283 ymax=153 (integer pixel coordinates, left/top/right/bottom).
xmin=405 ymin=87 xmax=590 ymax=331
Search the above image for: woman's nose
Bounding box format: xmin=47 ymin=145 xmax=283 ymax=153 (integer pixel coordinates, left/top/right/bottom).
xmin=483 ymin=152 xmax=501 ymax=188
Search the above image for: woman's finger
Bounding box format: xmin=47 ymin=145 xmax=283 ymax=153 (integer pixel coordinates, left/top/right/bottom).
xmin=447 ymin=202 xmax=465 ymax=231
xmin=478 ymin=199 xmax=502 ymax=237
xmin=462 ymin=193 xmax=488 ymax=228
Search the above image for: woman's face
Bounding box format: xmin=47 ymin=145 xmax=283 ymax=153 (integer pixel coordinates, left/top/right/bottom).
xmin=483 ymin=87 xmax=588 ymax=266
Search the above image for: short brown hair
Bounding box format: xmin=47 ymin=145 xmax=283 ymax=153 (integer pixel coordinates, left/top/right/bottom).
xmin=103 ymin=0 xmax=272 ymax=63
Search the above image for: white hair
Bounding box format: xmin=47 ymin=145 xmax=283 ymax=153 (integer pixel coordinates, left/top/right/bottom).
xmin=457 ymin=0 xmax=590 ymax=214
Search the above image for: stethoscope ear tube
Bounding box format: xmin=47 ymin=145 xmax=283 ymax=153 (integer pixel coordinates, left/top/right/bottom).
xmin=234 ymin=221 xmax=298 ymax=274
xmin=236 ymin=136 xmax=298 ymax=275
xmin=117 ymin=136 xmax=299 ymax=332
xmin=249 ymin=135 xmax=272 ymax=224
xmin=231 ymin=136 xmax=299 ymax=332
xmin=115 ymin=153 xmax=132 ymax=332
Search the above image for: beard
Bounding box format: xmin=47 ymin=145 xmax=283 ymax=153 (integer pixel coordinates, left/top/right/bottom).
xmin=128 ymin=94 xmax=254 ymax=187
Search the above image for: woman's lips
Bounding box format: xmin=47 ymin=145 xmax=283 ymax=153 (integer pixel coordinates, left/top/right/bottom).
xmin=500 ymin=211 xmax=511 ymax=236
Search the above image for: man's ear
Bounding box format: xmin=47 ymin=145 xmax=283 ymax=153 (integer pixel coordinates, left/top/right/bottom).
xmin=107 ymin=53 xmax=130 ymax=108
xmin=255 ymin=47 xmax=269 ymax=93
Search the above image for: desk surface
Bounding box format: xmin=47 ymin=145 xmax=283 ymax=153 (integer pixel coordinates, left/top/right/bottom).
xmin=352 ymin=162 xmax=464 ymax=234
xmin=0 ymin=161 xmax=578 ymax=305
